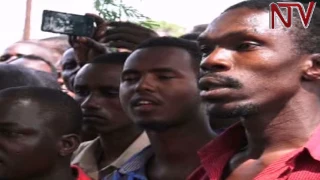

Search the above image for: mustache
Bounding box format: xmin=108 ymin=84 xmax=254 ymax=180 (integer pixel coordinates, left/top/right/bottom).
xmin=198 ymin=72 xmax=243 ymax=89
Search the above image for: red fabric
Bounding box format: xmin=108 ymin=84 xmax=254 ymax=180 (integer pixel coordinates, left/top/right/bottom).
xmin=72 ymin=165 xmax=92 ymax=180
xmin=187 ymin=123 xmax=320 ymax=180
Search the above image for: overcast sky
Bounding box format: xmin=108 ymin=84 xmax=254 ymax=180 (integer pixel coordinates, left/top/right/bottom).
xmin=0 ymin=0 xmax=242 ymax=51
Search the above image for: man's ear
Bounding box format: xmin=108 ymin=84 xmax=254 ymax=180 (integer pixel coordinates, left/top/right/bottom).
xmin=302 ymin=54 xmax=320 ymax=81
xmin=58 ymin=134 xmax=81 ymax=157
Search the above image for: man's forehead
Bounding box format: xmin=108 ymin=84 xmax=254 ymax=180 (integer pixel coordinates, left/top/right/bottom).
xmin=84 ymin=63 xmax=123 ymax=73
xmin=0 ymin=98 xmax=35 ymax=111
xmin=61 ymin=53 xmax=76 ymax=64
xmin=134 ymin=46 xmax=188 ymax=56
xmin=75 ymin=74 xmax=120 ymax=88
xmin=76 ymin=64 xmax=122 ymax=84
xmin=5 ymin=43 xmax=37 ymax=54
xmin=200 ymin=8 xmax=272 ymax=40
xmin=125 ymin=47 xmax=190 ymax=68
xmin=62 ymin=49 xmax=75 ymax=60
xmin=5 ymin=42 xmax=56 ymax=62
xmin=0 ymin=98 xmax=42 ymax=124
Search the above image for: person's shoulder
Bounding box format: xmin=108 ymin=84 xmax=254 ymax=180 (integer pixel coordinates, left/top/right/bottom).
xmin=186 ymin=165 xmax=209 ymax=180
xmin=119 ymin=145 xmax=153 ymax=172
xmin=72 ymin=137 xmax=100 ymax=161
xmin=78 ymin=139 xmax=97 ymax=150
xmin=71 ymin=165 xmax=93 ymax=180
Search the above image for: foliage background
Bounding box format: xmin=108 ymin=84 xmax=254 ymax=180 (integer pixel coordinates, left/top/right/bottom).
xmin=94 ymin=0 xmax=185 ymax=36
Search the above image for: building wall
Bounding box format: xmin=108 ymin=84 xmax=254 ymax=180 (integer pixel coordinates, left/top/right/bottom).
xmin=0 ymin=0 xmax=96 ymax=52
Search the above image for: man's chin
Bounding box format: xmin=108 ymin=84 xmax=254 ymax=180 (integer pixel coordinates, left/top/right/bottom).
xmin=82 ymin=125 xmax=99 ymax=134
xmin=206 ymin=102 xmax=258 ymax=119
xmin=137 ymin=121 xmax=168 ymax=132
xmin=136 ymin=119 xmax=184 ymax=132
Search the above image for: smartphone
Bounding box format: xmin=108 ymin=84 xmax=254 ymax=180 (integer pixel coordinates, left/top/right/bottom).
xmin=41 ymin=10 xmax=95 ymax=37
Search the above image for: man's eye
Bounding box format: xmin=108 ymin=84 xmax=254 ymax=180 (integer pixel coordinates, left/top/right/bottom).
xmin=200 ymin=45 xmax=214 ymax=57
xmin=122 ymin=75 xmax=139 ymax=82
xmin=102 ymin=89 xmax=119 ymax=98
xmin=0 ymin=55 xmax=11 ymax=62
xmin=74 ymin=88 xmax=89 ymax=97
xmin=0 ymin=130 xmax=22 ymax=138
xmin=63 ymin=62 xmax=77 ymax=70
xmin=236 ymin=42 xmax=260 ymax=51
xmin=157 ymin=75 xmax=175 ymax=80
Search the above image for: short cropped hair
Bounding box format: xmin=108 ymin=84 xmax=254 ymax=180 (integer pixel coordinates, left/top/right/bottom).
xmin=0 ymin=87 xmax=82 ymax=135
xmin=136 ymin=36 xmax=202 ymax=70
xmin=33 ymin=70 xmax=61 ymax=90
xmin=180 ymin=33 xmax=201 ymax=41
xmin=90 ymin=52 xmax=131 ymax=65
xmin=191 ymin=24 xmax=208 ymax=33
xmin=224 ymin=0 xmax=320 ymax=54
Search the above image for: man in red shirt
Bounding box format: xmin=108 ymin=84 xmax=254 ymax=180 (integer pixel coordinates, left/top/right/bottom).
xmin=189 ymin=0 xmax=320 ymax=179
xmin=0 ymin=87 xmax=91 ymax=180
xmin=72 ymin=165 xmax=92 ymax=180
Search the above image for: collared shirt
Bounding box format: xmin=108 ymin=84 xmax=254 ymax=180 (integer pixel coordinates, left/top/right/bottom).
xmin=187 ymin=123 xmax=320 ymax=180
xmin=103 ymin=146 xmax=153 ymax=180
xmin=72 ymin=132 xmax=150 ymax=180
xmin=72 ymin=165 xmax=92 ymax=180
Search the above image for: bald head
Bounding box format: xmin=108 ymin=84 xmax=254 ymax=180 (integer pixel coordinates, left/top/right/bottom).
xmin=1 ymin=41 xmax=59 ymax=74
xmin=3 ymin=41 xmax=57 ymax=63
xmin=0 ymin=64 xmax=60 ymax=90
xmin=39 ymin=36 xmax=70 ymax=55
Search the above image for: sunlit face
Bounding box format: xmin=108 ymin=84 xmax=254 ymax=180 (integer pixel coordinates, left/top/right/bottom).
xmin=74 ymin=63 xmax=133 ymax=134
xmin=198 ymin=8 xmax=305 ymax=119
xmin=0 ymin=99 xmax=58 ymax=179
xmin=119 ymin=47 xmax=202 ymax=131
xmin=61 ymin=49 xmax=80 ymax=91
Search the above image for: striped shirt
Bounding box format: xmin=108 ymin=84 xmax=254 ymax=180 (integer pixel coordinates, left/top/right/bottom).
xmin=187 ymin=123 xmax=320 ymax=180
xmin=103 ymin=146 xmax=153 ymax=180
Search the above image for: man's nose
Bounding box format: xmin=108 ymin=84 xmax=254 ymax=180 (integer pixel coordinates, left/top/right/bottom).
xmin=134 ymin=75 xmax=156 ymax=93
xmin=81 ymin=94 xmax=101 ymax=110
xmin=200 ymin=47 xmax=233 ymax=73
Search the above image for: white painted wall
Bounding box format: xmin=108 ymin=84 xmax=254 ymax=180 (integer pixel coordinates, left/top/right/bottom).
xmin=0 ymin=0 xmax=242 ymax=52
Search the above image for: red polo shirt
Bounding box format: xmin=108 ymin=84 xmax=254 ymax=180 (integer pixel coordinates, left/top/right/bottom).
xmin=187 ymin=123 xmax=320 ymax=180
xmin=72 ymin=165 xmax=92 ymax=180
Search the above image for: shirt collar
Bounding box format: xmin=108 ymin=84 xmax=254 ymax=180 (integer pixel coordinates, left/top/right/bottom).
xmin=118 ymin=145 xmax=154 ymax=174
xmin=199 ymin=122 xmax=320 ymax=162
xmin=108 ymin=132 xmax=150 ymax=169
xmin=198 ymin=122 xmax=246 ymax=179
xmin=72 ymin=132 xmax=150 ymax=178
xmin=72 ymin=137 xmax=101 ymax=173
xmin=71 ymin=165 xmax=92 ymax=180
xmin=304 ymin=124 xmax=320 ymax=161
xmin=198 ymin=122 xmax=320 ymax=179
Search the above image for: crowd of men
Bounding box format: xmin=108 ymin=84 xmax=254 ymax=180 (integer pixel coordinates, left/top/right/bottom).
xmin=0 ymin=0 xmax=319 ymax=179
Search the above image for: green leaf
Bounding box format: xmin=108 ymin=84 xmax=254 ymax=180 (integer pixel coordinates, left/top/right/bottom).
xmin=93 ymin=0 xmax=185 ymax=36
xmin=94 ymin=0 xmax=151 ymax=22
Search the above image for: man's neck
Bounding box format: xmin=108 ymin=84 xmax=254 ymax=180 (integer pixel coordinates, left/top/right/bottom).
xmin=146 ymin=112 xmax=215 ymax=179
xmin=242 ymin=91 xmax=320 ymax=160
xmin=23 ymin=165 xmax=75 ymax=180
xmin=98 ymin=125 xmax=142 ymax=166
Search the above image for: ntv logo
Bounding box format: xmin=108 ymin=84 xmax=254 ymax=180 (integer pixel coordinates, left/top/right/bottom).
xmin=269 ymin=1 xmax=317 ymax=29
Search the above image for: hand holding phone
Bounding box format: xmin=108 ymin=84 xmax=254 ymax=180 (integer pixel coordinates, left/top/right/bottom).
xmin=67 ymin=13 xmax=111 ymax=66
xmin=99 ymin=21 xmax=159 ymax=50
xmin=41 ymin=10 xmax=95 ymax=37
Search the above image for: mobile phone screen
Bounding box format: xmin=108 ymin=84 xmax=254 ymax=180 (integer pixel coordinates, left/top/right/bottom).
xmin=41 ymin=10 xmax=95 ymax=37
